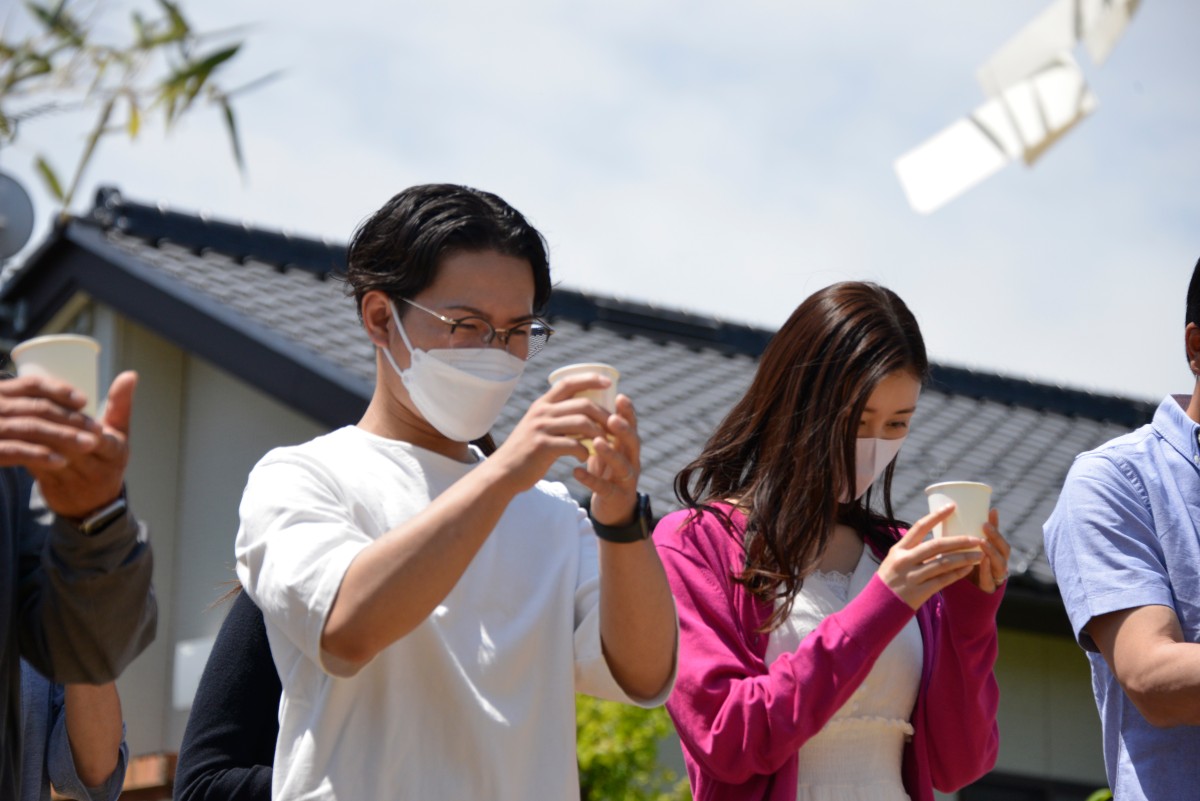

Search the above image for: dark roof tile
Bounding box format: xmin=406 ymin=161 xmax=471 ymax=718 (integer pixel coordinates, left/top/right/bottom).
xmin=1 ymin=189 xmax=1157 ymax=595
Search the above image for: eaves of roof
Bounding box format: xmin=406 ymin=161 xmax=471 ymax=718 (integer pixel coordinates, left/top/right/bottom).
xmin=0 ymin=219 xmax=370 ymax=427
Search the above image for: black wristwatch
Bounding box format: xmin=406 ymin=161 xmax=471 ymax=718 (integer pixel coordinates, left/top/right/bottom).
xmin=75 ymin=494 xmax=128 ymax=536
xmin=589 ymin=492 xmax=653 ymax=543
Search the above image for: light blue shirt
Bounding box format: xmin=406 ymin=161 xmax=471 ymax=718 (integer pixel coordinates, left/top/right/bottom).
xmin=1044 ymin=394 xmax=1200 ymax=800
xmin=19 ymin=661 xmax=126 ymax=801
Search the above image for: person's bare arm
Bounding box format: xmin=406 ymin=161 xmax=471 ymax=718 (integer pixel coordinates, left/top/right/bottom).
xmin=321 ymin=374 xmax=614 ymax=669
xmin=580 ymin=396 xmax=676 ymax=700
xmin=1088 ymin=604 xmax=1200 ymax=727
xmin=64 ymin=682 xmax=124 ymax=788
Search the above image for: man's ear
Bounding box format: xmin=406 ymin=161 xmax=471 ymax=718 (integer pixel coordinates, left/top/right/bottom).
xmin=1186 ymin=323 xmax=1200 ymax=379
xmin=362 ymin=291 xmax=393 ymax=349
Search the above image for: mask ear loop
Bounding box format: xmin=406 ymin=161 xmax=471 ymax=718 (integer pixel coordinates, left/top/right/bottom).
xmin=379 ymin=301 xmax=417 ymax=382
xmin=388 ymin=301 xmax=419 ymax=354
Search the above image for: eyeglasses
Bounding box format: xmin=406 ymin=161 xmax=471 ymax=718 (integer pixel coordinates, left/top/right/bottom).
xmin=400 ymin=298 xmax=555 ymax=358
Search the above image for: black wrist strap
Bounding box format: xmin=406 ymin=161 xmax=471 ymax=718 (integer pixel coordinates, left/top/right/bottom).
xmin=77 ymin=493 xmax=128 ymax=536
xmin=589 ymin=492 xmax=652 ymax=543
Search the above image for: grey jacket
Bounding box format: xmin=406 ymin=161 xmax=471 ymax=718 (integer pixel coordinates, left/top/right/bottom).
xmin=1 ymin=467 xmax=156 ymax=800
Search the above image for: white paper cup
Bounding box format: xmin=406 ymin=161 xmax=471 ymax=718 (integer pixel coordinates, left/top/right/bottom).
xmin=548 ymin=363 xmax=620 ymax=454
xmin=10 ymin=334 xmax=101 ymax=417
xmin=925 ymin=481 xmax=992 ymax=541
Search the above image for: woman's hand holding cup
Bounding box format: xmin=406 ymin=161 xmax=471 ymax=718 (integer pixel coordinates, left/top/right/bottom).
xmin=877 ymin=504 xmax=986 ymax=610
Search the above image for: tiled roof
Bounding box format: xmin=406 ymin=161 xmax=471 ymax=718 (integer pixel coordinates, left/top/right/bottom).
xmin=0 ymin=187 xmax=1157 ymax=621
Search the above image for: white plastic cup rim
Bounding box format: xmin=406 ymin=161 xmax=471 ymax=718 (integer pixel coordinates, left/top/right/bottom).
xmin=548 ymin=363 xmax=620 ymax=410
xmin=547 ymin=362 xmax=620 ymax=385
xmin=923 ymin=480 xmax=992 ymax=495
xmin=9 ymin=334 xmax=102 ymax=417
xmin=10 ymin=334 xmax=101 ymax=360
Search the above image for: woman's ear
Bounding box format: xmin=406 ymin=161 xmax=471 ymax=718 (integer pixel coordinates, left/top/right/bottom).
xmin=362 ymin=291 xmax=393 ymax=349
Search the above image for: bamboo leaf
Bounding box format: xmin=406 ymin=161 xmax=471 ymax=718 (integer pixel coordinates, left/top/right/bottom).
xmin=218 ymin=95 xmax=244 ymax=173
xmin=156 ymin=0 xmax=190 ymax=38
xmin=24 ymin=3 xmax=55 ymax=30
xmin=163 ymin=85 xmax=178 ymax=127
xmin=179 ymin=43 xmax=241 ymax=85
xmin=10 ymin=52 xmax=53 ymax=86
xmin=25 ymin=1 xmax=84 ymax=46
xmin=141 ymin=24 xmax=189 ymax=48
xmin=225 ymin=68 xmax=284 ymax=99
xmin=159 ymin=44 xmax=241 ymax=115
xmin=126 ymin=94 xmax=140 ymax=138
xmin=132 ymin=11 xmax=148 ymax=47
xmin=61 ymin=96 xmax=113 ymax=209
xmin=35 ymin=154 xmax=65 ymax=201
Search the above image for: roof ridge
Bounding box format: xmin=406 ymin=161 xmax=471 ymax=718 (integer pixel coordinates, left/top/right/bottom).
xmin=75 ymin=186 xmax=1156 ymax=427
xmin=928 ymin=363 xmax=1156 ymax=427
xmin=84 ymin=186 xmax=346 ymax=277
xmin=546 ymin=288 xmax=773 ymax=356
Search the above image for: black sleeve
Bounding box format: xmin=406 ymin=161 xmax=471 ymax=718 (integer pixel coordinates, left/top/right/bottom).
xmin=175 ymin=590 xmax=281 ymax=801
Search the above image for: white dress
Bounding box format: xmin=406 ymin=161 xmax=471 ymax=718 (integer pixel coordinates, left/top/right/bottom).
xmin=765 ymin=547 xmax=923 ymax=801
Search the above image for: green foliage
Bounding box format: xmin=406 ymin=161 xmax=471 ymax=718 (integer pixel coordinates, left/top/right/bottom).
xmin=1084 ymin=790 xmax=1113 ymax=801
xmin=0 ymin=0 xmax=274 ymax=211
xmin=576 ymin=695 xmax=691 ymax=801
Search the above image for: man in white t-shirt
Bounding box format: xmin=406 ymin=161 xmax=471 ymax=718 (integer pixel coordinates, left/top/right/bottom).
xmin=235 ymin=183 xmax=678 ymax=800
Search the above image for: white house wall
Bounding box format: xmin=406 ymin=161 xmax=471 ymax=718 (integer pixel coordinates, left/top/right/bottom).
xmin=95 ymin=311 xmax=327 ymax=755
xmin=164 ymin=353 xmax=327 ymax=746
xmin=100 ymin=308 xmax=187 ymax=762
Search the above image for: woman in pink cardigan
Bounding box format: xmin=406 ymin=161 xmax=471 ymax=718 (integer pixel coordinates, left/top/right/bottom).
xmin=654 ymin=282 xmax=1008 ymax=801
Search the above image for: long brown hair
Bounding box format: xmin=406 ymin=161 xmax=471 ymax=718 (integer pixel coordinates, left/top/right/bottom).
xmin=675 ymin=282 xmax=929 ymax=630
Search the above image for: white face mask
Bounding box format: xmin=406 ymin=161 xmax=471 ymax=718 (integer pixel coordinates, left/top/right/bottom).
xmin=841 ymin=436 xmax=907 ymax=503
xmin=380 ymin=302 xmax=526 ymax=442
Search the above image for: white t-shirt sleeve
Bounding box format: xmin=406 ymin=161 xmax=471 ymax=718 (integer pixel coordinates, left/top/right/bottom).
xmin=235 ymin=453 xmax=370 ymax=678
xmin=572 ymin=504 xmax=674 ymax=708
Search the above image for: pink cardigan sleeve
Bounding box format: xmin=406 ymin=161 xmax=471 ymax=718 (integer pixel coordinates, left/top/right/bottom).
xmin=917 ymin=578 xmax=1003 ymax=791
xmin=656 ymin=510 xmax=918 ymax=785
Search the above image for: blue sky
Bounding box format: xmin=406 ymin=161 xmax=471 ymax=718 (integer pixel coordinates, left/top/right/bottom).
xmin=4 ymin=0 xmax=1197 ymax=401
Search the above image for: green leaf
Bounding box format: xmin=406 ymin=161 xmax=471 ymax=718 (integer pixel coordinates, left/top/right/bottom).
xmin=225 ymin=69 xmax=284 ymax=99
xmin=576 ymin=696 xmax=690 ymax=801
xmin=162 ymin=83 xmax=179 ymax=126
xmin=186 ymin=43 xmax=241 ymax=84
xmin=25 ymin=1 xmax=85 ymax=46
xmin=158 ymin=44 xmax=241 ymax=119
xmin=23 ymin=2 xmax=54 ymax=28
xmin=61 ymin=96 xmax=114 ymax=209
xmin=156 ymin=0 xmax=190 ymax=38
xmin=35 ymin=155 xmax=65 ymax=202
xmin=218 ymin=95 xmax=244 ymax=173
xmin=9 ymin=52 xmax=53 ymax=87
xmin=126 ymin=94 xmax=140 ymax=138
xmin=131 ymin=11 xmax=148 ymax=47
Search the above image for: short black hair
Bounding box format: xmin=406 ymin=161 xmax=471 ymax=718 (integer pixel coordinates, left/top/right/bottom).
xmin=342 ymin=184 xmax=551 ymax=317
xmin=1189 ymin=256 xmax=1200 ymax=328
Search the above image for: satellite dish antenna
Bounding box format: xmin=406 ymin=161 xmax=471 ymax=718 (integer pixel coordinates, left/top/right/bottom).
xmin=0 ymin=172 xmax=35 ymax=259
